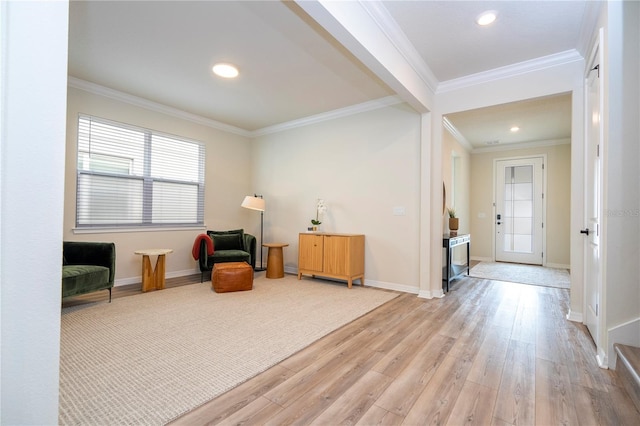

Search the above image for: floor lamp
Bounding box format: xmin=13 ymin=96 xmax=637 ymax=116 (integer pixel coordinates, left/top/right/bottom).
xmin=241 ymin=194 xmax=266 ymax=271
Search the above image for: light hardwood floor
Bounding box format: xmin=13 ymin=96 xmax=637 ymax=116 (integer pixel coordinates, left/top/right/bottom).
xmin=64 ymin=273 xmax=640 ymax=425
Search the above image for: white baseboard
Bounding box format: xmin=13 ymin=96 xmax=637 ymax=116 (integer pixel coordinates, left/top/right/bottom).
xmin=607 ymin=317 xmax=640 ymax=369
xmin=367 ymin=279 xmax=419 ymax=294
xmin=471 ymin=256 xmax=493 ymax=262
xmin=597 ymin=346 xmax=609 ymax=369
xmin=115 ymin=268 xmax=200 ymax=287
xmin=546 ymin=262 xmax=570 ymax=269
xmin=566 ymin=309 xmax=583 ymax=322
xmin=418 ymin=288 xmax=445 ymax=299
xmin=286 ymin=267 xmax=420 ymax=295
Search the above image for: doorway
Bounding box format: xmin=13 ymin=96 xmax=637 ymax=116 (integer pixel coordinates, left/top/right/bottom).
xmin=495 ymin=156 xmax=545 ymax=265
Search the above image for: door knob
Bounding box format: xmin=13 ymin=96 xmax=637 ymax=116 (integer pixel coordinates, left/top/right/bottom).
xmin=580 ymin=228 xmax=590 ymax=236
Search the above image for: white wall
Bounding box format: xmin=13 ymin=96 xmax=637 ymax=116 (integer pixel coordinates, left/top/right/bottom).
xmin=252 ymin=103 xmax=423 ymax=293
xmin=600 ymin=0 xmax=640 ymax=365
xmin=1 ymin=1 xmax=68 ymax=423
xmin=65 ymin=87 xmax=254 ymax=282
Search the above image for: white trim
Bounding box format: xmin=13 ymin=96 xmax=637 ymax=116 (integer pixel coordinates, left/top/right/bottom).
xmin=607 ymin=317 xmax=640 ymax=369
xmin=68 ymin=77 xmax=403 ymax=138
xmin=437 ymin=50 xmax=583 ymax=93
xmin=442 ymin=117 xmax=473 ymax=151
xmin=471 ymin=138 xmax=570 ymax=154
xmin=596 ymin=346 xmax=608 ymax=369
xmin=284 ymin=266 xmax=419 ymax=294
xmin=365 ymin=279 xmax=420 ymax=295
xmin=566 ymin=309 xmax=584 ymax=322
xmin=68 ymin=77 xmax=252 ymax=137
xmin=546 ymin=263 xmax=570 ymax=270
xmin=252 ymin=96 xmax=402 ymax=136
xmin=418 ymin=288 xmax=445 ymax=299
xmin=359 ymin=0 xmax=439 ymax=94
xmin=471 ymin=256 xmax=493 ymax=262
xmin=115 ymin=268 xmax=200 ymax=287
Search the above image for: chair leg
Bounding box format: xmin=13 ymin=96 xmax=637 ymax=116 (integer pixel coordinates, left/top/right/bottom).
xmin=108 ymin=288 xmax=112 ymax=303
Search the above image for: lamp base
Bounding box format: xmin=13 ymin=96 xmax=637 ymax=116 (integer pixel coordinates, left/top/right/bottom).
xmin=254 ymin=267 xmax=266 ymax=272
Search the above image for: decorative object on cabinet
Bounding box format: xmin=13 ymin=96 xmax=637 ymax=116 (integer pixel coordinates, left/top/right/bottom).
xmin=447 ymin=207 xmax=459 ymax=232
xmin=298 ymin=233 xmax=364 ymax=288
xmin=310 ymin=198 xmax=327 ymax=230
xmin=241 ymin=194 xmax=266 ymax=271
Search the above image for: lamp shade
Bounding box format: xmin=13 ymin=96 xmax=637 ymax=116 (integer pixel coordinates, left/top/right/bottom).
xmin=241 ymin=195 xmax=265 ymax=212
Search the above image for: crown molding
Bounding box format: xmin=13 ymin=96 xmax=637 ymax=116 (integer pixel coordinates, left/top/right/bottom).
xmin=576 ymin=0 xmax=604 ymax=58
xmin=442 ymin=117 xmax=473 ymax=152
xmin=471 ymin=137 xmax=571 ymax=154
xmin=437 ymin=50 xmax=583 ymax=94
xmin=359 ymin=0 xmax=439 ymax=94
xmin=68 ymin=77 xmax=402 ymax=139
xmin=251 ymin=96 xmax=402 ymax=137
xmin=67 ymin=77 xmax=252 ymax=137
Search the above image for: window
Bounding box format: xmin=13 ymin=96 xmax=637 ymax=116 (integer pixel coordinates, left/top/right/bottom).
xmin=76 ymin=115 xmax=205 ymax=229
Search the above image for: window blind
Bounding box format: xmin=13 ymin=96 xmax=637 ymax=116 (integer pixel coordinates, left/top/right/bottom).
xmin=76 ymin=115 xmax=205 ymax=228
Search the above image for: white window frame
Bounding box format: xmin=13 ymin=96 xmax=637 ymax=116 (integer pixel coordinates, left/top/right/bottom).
xmin=75 ymin=114 xmax=205 ymax=230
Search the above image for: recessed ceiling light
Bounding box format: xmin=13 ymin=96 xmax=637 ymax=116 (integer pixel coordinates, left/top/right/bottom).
xmin=510 ymin=126 xmax=520 ymax=132
xmin=212 ymin=63 xmax=239 ymax=79
xmin=476 ymin=11 xmax=497 ymax=26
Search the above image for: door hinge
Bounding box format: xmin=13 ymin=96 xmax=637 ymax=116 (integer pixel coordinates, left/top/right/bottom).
xmin=592 ymin=64 xmax=600 ymax=78
xmin=597 ymin=144 xmax=600 ymax=157
xmin=596 ymin=303 xmax=599 ymax=316
xmin=542 ymin=163 xmax=545 ymax=170
xmin=542 ymin=222 xmax=544 ymax=228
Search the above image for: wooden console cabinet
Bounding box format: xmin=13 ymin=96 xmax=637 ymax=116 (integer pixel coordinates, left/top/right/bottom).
xmin=297 ymin=233 xmax=365 ymax=288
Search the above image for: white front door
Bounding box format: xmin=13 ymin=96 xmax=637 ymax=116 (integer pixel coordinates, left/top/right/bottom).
xmin=584 ymin=50 xmax=602 ymax=345
xmin=495 ymin=157 xmax=544 ymax=264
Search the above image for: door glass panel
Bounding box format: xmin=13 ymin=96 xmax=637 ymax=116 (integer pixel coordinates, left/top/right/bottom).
xmin=503 ymin=165 xmax=534 ymax=254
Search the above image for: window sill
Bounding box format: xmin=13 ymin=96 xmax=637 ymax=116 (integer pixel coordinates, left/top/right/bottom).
xmin=73 ymin=225 xmax=206 ymax=234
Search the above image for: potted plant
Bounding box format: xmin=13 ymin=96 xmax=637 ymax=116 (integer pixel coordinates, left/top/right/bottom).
xmin=447 ymin=207 xmax=459 ymax=232
xmin=310 ymin=199 xmax=327 ymax=231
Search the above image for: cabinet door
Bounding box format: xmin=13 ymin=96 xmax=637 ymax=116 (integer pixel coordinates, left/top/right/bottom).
xmin=299 ymin=234 xmax=323 ymax=272
xmin=323 ymin=235 xmax=348 ymax=276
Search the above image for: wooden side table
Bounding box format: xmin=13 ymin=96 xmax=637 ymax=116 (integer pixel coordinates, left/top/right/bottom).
xmin=263 ymin=243 xmax=288 ymax=279
xmin=134 ymin=248 xmax=173 ymax=292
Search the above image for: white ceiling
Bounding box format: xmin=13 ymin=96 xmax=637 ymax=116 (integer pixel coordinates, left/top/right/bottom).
xmin=68 ymin=0 xmax=590 ymax=143
xmin=446 ymin=92 xmax=573 ymax=150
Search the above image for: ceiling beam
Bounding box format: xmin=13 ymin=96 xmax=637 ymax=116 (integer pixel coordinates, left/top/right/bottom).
xmin=295 ymin=0 xmax=435 ymax=113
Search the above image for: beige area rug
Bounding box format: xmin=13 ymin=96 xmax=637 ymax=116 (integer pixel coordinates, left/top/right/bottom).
xmin=59 ymin=274 xmax=398 ymax=425
xmin=469 ymin=261 xmax=570 ymax=289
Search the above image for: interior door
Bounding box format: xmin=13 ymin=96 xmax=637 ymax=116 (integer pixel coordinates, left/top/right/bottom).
xmin=584 ymin=54 xmax=602 ymax=344
xmin=495 ymin=157 xmax=544 ymax=264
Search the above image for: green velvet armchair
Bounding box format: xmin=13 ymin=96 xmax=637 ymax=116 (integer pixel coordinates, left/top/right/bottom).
xmin=194 ymin=229 xmax=256 ymax=282
xmin=62 ymin=241 xmax=116 ymax=302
